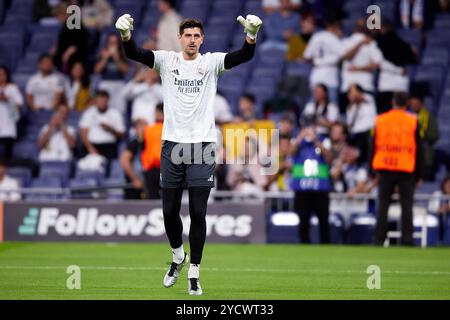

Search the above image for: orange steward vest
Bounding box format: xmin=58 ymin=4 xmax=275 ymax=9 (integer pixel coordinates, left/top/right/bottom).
xmin=141 ymin=122 xmax=163 ymax=170
xmin=372 ymin=109 xmax=418 ymax=173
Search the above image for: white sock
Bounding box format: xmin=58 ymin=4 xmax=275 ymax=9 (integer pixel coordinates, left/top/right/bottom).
xmin=188 ymin=264 xmax=200 ymax=279
xmin=172 ymin=245 xmax=184 ymax=264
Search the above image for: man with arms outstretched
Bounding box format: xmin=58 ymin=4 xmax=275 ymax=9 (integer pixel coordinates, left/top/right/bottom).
xmin=116 ymin=13 xmax=262 ymax=295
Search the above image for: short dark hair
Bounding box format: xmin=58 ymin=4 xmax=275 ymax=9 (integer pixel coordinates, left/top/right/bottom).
xmin=179 ymin=18 xmax=204 ymax=35
xmin=393 ymin=91 xmax=409 ymax=107
xmin=0 ymin=65 xmax=11 ymax=84
xmin=241 ymin=93 xmax=256 ymax=104
xmin=95 ymin=90 xmax=110 ymax=98
xmin=38 ymin=53 xmax=53 ymax=63
xmin=161 ymin=0 xmax=176 ymax=9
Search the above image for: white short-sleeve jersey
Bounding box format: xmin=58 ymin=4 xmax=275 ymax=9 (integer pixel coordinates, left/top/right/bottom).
xmin=153 ymin=50 xmax=227 ymax=143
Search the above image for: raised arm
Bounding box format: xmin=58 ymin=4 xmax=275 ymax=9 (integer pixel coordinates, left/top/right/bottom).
xmin=116 ymin=14 xmax=155 ymax=68
xmin=224 ymin=15 xmax=262 ymax=70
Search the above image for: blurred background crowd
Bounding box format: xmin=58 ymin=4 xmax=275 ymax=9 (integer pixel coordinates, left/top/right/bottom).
xmin=0 ymin=0 xmax=449 ymax=218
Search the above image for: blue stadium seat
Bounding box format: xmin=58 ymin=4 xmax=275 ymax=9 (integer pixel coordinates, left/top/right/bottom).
xmin=102 ymin=176 xmax=126 ymax=200
xmin=243 ymin=0 xmax=265 ymax=18
xmin=444 ymin=215 xmax=450 ymax=245
xmin=69 ymin=178 xmax=99 ymax=199
xmin=69 ymin=177 xmax=98 ymax=188
xmin=6 ymin=167 xmax=32 ymax=188
xmin=180 ymin=7 xmax=208 ymax=22
xmin=347 ymin=213 xmax=376 ymax=244
xmin=29 ymin=110 xmax=53 ymax=125
xmin=397 ymin=29 xmax=422 ymax=50
xmin=109 ymin=159 xmax=125 ymax=178
xmin=39 ymin=161 xmax=72 ymax=187
xmin=266 ymin=211 xmax=300 ymax=243
xmin=26 ymin=176 xmax=64 ymax=201
xmin=12 ymin=73 xmax=30 ymax=92
xmin=267 ymin=211 xmax=343 ymax=244
xmin=75 ymin=168 xmax=106 ymax=184
xmin=12 ymin=141 xmax=39 ymax=161
xmin=285 ymin=61 xmax=312 ymax=77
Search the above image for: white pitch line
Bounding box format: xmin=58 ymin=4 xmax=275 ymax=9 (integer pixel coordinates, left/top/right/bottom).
xmin=0 ymin=265 xmax=449 ymax=276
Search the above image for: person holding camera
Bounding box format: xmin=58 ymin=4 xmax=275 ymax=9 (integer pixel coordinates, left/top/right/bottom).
xmin=289 ymin=115 xmax=333 ymax=243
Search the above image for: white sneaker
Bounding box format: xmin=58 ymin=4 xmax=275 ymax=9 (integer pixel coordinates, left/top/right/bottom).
xmin=188 ymin=278 xmax=203 ymax=296
xmin=163 ymin=252 xmax=188 ymax=288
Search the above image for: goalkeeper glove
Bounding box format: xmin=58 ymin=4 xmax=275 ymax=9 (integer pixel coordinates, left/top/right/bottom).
xmin=115 ymin=14 xmax=134 ymax=41
xmin=237 ymin=14 xmax=263 ymax=41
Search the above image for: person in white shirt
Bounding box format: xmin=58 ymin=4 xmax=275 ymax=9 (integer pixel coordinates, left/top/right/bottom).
xmin=157 ymin=0 xmax=183 ymax=52
xmin=26 ymin=54 xmax=65 ymax=112
xmin=214 ymin=92 xmax=233 ymax=125
xmin=303 ymin=17 xmax=344 ymax=104
xmin=79 ymin=90 xmax=125 ymax=161
xmin=340 ymin=21 xmax=382 ymax=113
xmin=117 ymin=13 xmax=261 ymax=295
xmin=345 ymin=84 xmax=376 ymax=163
xmin=122 ymin=68 xmax=163 ymax=125
xmin=226 ymin=136 xmax=268 ymax=193
xmin=262 ymin=0 xmax=302 ymax=13
xmin=302 ymin=83 xmax=339 ymax=137
xmin=375 ymin=19 xmax=417 ymax=113
xmin=428 ymin=176 xmax=450 ymax=243
xmin=37 ymin=104 xmax=76 ymax=162
xmin=0 ymin=66 xmax=24 ymax=160
xmin=0 ymin=160 xmax=21 ymax=202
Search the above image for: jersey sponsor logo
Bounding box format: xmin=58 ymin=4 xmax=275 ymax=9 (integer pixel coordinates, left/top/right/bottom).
xmin=174 ymin=78 xmax=204 ymax=94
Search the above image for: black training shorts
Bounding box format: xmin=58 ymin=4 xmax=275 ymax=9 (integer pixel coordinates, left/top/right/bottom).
xmin=160 ymin=140 xmax=216 ymax=188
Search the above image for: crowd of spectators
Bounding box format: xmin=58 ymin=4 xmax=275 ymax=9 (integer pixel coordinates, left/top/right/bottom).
xmin=0 ymin=0 xmax=449 ymax=222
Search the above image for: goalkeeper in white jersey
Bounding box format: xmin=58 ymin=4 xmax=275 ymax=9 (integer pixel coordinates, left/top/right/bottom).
xmin=116 ymin=13 xmax=262 ymax=295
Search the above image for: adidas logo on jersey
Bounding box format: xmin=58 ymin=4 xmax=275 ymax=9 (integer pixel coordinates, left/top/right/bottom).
xmin=208 ymin=175 xmax=214 ymax=182
xmin=171 ymin=69 xmax=179 ymax=75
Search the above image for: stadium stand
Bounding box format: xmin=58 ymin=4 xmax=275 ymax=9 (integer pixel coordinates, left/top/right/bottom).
xmin=0 ymin=0 xmax=449 ymax=245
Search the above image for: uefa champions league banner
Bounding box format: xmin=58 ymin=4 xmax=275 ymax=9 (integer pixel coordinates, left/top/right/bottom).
xmin=1 ymin=201 xmax=266 ymax=243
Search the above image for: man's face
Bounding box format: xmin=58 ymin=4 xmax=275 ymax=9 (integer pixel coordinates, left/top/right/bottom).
xmin=39 ymin=57 xmax=53 ymax=74
xmin=347 ymin=86 xmax=360 ymax=103
xmin=179 ymin=27 xmax=204 ymax=57
xmin=239 ymin=97 xmax=254 ymax=117
xmin=330 ymin=125 xmax=345 ymax=143
xmin=313 ymin=85 xmax=327 ymax=102
xmin=58 ymin=105 xmax=69 ymax=121
xmin=279 ymin=120 xmax=293 ymax=135
xmin=96 ymin=96 xmax=109 ymax=112
xmin=410 ymin=97 xmax=422 ymax=113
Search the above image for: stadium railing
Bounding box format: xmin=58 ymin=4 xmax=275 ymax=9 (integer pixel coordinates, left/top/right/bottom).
xmin=1 ymin=186 xmax=449 ymax=248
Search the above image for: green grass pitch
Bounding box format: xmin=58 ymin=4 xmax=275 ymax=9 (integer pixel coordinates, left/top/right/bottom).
xmin=0 ymin=242 xmax=449 ymax=300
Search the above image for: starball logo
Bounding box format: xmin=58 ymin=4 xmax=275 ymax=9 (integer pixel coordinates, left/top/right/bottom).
xmin=17 ymin=208 xmax=253 ymax=238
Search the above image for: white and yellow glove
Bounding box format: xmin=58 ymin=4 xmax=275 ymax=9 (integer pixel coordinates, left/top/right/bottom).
xmin=115 ymin=14 xmax=134 ymax=41
xmin=237 ymin=14 xmax=263 ymax=41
